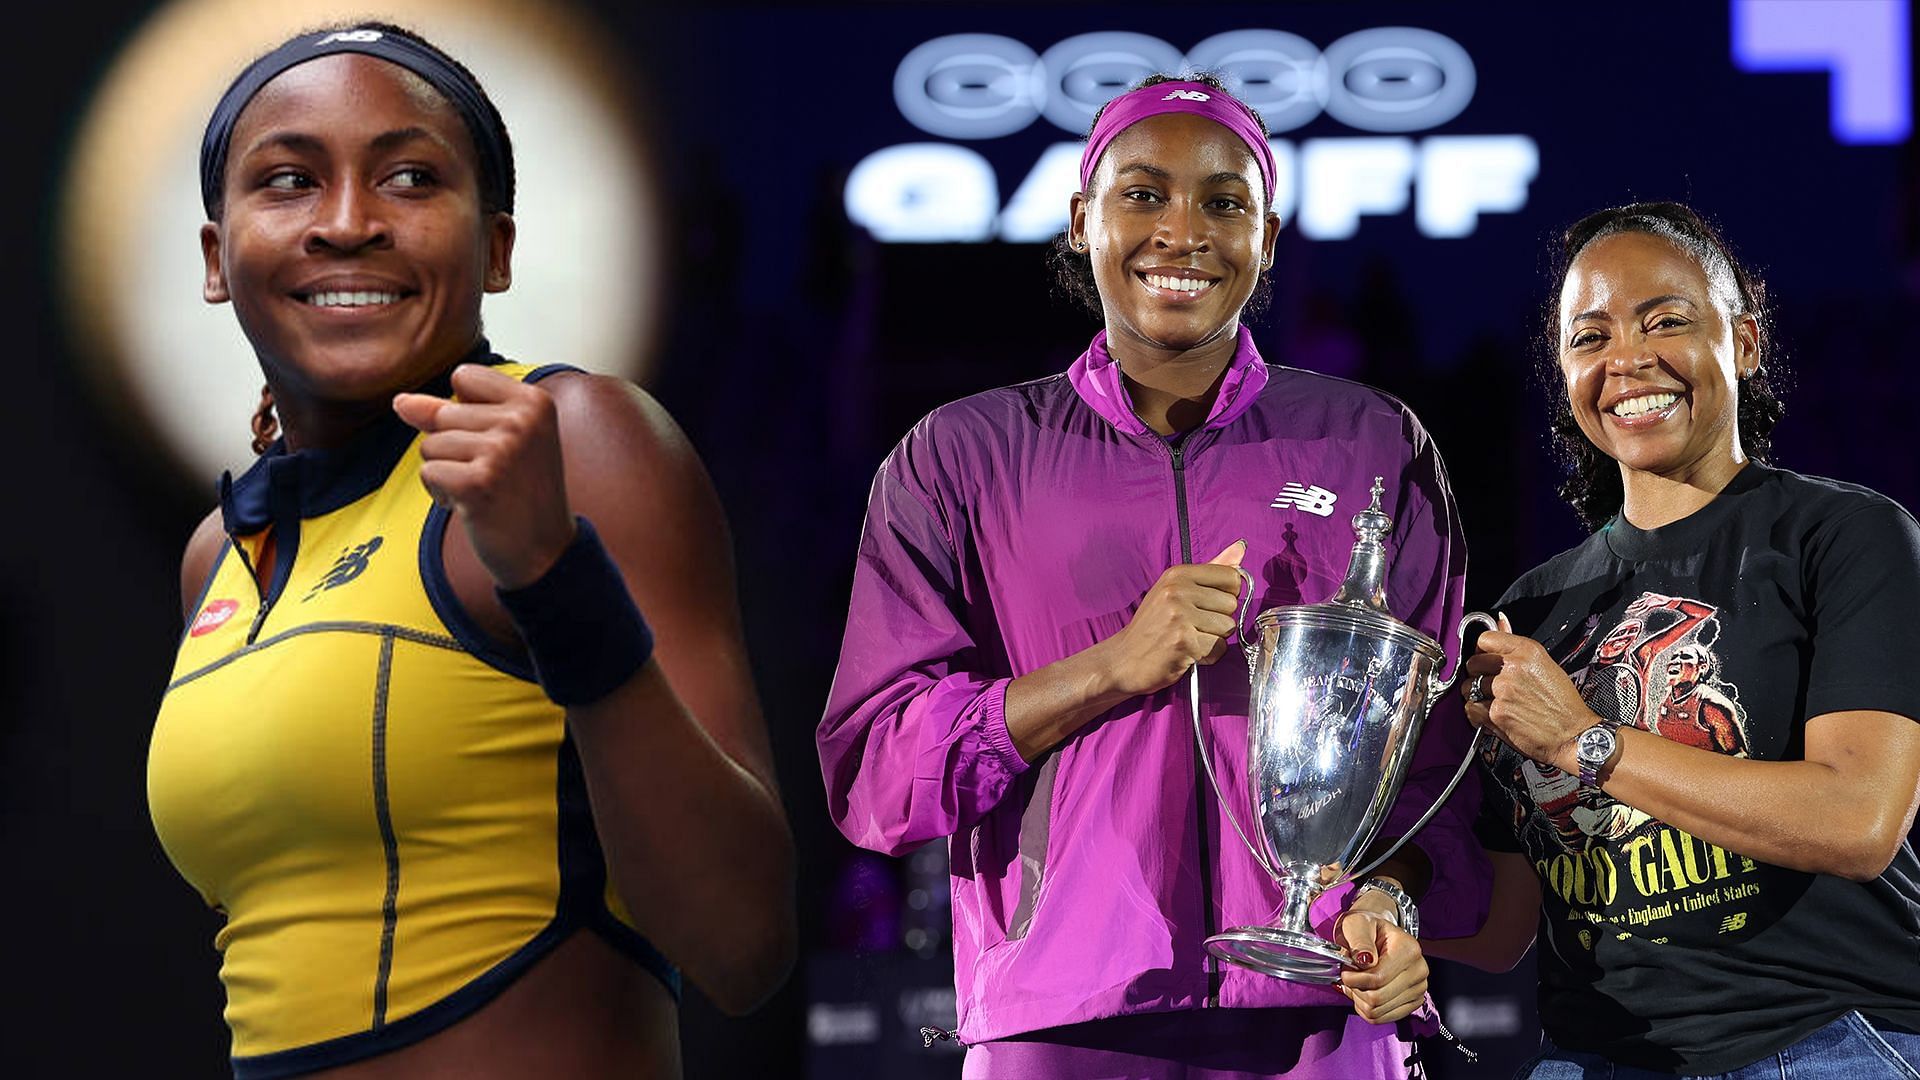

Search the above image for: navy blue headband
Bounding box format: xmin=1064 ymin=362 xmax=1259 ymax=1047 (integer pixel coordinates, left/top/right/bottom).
xmin=199 ymin=26 xmax=513 ymax=218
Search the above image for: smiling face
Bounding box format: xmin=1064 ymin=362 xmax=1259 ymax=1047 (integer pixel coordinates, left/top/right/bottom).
xmin=1557 ymin=231 xmax=1759 ymax=493
xmin=1068 ymin=112 xmax=1278 ymax=363
xmin=201 ymin=54 xmax=513 ymax=409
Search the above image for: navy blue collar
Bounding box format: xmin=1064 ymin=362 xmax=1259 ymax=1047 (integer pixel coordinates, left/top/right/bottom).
xmin=219 ymin=341 xmax=499 ymax=535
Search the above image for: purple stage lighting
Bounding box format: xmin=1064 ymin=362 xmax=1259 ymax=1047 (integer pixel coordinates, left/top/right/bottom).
xmin=1731 ymin=0 xmax=1911 ymax=144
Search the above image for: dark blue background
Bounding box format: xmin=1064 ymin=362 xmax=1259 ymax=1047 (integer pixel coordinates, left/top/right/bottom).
xmin=4 ymin=1 xmax=1912 ymax=1076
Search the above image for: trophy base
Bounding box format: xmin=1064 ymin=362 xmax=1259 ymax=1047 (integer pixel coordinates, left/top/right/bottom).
xmin=1205 ymin=926 xmax=1355 ymax=985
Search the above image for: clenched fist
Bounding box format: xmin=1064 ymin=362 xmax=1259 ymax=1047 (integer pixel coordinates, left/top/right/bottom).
xmin=393 ymin=363 xmax=577 ymax=590
xmin=1462 ymin=613 xmax=1602 ymax=771
xmin=1101 ymin=540 xmax=1249 ymax=697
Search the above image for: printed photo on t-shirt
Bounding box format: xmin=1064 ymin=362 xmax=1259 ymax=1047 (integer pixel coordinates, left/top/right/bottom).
xmin=1484 ymin=590 xmax=1772 ymax=950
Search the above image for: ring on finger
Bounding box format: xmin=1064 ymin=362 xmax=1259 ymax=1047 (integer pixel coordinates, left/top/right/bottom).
xmin=1467 ymin=673 xmax=1490 ymax=703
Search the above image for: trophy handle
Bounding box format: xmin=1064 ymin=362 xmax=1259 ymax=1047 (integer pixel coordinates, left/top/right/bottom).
xmin=1347 ymin=610 xmax=1498 ymax=883
xmin=1232 ymin=566 xmax=1258 ymax=666
xmin=1188 ymin=665 xmax=1280 ymax=882
xmin=1429 ymin=610 xmax=1499 ymax=698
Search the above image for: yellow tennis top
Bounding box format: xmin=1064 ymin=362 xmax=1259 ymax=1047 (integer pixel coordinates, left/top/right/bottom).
xmin=148 ymin=359 xmax=674 ymax=1079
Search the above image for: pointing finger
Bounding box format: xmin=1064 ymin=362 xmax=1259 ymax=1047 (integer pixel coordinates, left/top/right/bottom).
xmin=392 ymin=391 xmax=447 ymax=433
xmin=1208 ymin=539 xmax=1248 ymax=567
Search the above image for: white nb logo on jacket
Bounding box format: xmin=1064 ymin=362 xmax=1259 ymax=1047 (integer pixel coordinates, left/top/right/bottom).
xmin=1270 ymin=483 xmax=1338 ymax=517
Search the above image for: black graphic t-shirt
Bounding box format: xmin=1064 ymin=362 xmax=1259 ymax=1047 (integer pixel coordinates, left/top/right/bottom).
xmin=1477 ymin=465 xmax=1920 ymax=1073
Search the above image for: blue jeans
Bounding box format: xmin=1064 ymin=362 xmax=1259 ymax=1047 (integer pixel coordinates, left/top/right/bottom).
xmin=1522 ymin=1012 xmax=1920 ymax=1079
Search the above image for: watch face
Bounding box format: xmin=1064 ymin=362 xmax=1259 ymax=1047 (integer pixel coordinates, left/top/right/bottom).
xmin=1578 ymin=726 xmax=1615 ymax=762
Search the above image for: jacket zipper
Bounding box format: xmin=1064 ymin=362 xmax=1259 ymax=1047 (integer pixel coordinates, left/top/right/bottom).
xmin=228 ymin=536 xmax=275 ymax=645
xmin=1169 ymin=439 xmax=1221 ymax=1007
xmin=217 ymin=470 xmax=286 ymax=647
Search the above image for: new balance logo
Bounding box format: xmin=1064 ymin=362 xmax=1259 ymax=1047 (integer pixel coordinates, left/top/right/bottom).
xmin=1270 ymin=483 xmax=1338 ymax=517
xmin=305 ymin=536 xmax=384 ymax=600
xmin=317 ymin=30 xmax=384 ymax=46
xmin=1163 ymin=89 xmax=1211 ymax=102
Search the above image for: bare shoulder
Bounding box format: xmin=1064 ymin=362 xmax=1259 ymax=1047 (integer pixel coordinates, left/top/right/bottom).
xmin=180 ymin=507 xmax=227 ymax=623
xmin=538 ymin=369 xmax=692 ymax=448
xmin=535 ymin=370 xmax=715 ymax=521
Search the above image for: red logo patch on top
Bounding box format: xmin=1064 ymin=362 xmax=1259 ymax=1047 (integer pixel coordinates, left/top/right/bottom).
xmin=190 ymin=599 xmax=241 ymax=637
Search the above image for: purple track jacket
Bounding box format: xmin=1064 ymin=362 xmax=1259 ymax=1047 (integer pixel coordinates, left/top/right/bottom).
xmin=819 ymin=327 xmax=1491 ymax=1046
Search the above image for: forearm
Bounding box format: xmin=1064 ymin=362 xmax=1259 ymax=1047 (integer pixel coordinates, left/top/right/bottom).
xmin=571 ymin=664 xmax=796 ymax=1013
xmin=1004 ymin=638 xmax=1133 ymax=762
xmin=1357 ymin=816 xmax=1490 ymax=941
xmin=1422 ymin=850 xmax=1538 ymax=973
xmin=1577 ymin=724 xmax=1907 ymax=880
xmin=821 ymin=671 xmax=1027 ymax=852
xmin=1363 ymin=847 xmax=1432 ymax=899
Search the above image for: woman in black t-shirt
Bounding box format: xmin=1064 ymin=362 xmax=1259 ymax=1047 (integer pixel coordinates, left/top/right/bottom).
xmin=1427 ymin=202 xmax=1920 ymax=1076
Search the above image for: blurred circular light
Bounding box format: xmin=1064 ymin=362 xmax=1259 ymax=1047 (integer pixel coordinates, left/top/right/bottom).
xmin=58 ymin=0 xmax=660 ymax=486
xmin=1036 ymin=32 xmax=1188 ymax=135
xmin=894 ymin=34 xmax=1041 ymax=140
xmin=1321 ymin=28 xmax=1476 ymax=132
xmin=1184 ymin=30 xmax=1328 ymax=134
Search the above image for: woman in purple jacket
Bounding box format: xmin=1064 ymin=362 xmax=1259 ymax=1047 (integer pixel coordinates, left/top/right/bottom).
xmin=819 ymin=74 xmax=1487 ymax=1078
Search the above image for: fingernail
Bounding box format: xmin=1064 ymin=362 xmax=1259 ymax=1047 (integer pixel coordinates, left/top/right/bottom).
xmin=1355 ymin=951 xmax=1374 ymax=966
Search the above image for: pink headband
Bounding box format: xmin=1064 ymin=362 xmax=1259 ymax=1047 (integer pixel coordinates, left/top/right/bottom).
xmin=1078 ymin=80 xmax=1275 ymax=200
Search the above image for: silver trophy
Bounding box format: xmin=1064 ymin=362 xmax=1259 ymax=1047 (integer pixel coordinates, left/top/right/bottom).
xmin=1192 ymin=478 xmax=1491 ymax=983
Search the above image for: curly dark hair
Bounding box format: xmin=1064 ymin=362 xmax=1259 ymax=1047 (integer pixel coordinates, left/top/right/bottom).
xmin=1049 ymin=72 xmax=1274 ymax=323
xmin=1542 ymin=201 xmax=1787 ymax=530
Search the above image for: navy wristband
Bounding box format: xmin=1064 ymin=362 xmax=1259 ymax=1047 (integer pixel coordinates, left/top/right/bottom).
xmin=496 ymin=517 xmax=654 ymax=707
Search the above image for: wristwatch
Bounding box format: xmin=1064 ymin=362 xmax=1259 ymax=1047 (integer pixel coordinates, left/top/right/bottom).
xmin=1575 ymin=720 xmax=1620 ymax=789
xmin=1355 ymin=877 xmax=1419 ymax=939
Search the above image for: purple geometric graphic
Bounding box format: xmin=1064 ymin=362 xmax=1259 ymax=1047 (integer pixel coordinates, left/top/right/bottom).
xmin=1731 ymin=0 xmax=1911 ymax=144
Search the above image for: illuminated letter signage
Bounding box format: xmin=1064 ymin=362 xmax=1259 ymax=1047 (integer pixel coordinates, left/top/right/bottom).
xmin=847 ymin=27 xmax=1540 ymax=243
